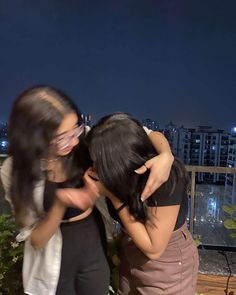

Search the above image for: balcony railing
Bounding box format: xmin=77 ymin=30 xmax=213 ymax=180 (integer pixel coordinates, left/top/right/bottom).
xmin=186 ymin=165 xmax=236 ymax=248
xmin=1 ymin=154 xmax=236 ymax=248
xmin=186 ymin=165 xmax=236 ymax=233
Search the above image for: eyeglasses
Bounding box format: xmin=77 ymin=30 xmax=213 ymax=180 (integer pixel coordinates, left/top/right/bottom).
xmin=53 ymin=123 xmax=85 ymax=151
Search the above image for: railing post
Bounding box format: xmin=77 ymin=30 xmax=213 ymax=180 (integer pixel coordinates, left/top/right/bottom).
xmin=190 ymin=171 xmax=196 ymax=235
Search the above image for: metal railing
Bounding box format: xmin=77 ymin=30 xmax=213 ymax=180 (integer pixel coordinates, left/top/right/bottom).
xmin=1 ymin=154 xmax=236 ymax=246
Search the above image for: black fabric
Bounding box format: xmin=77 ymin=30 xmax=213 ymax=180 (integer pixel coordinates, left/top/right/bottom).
xmin=146 ymin=173 xmax=188 ymax=230
xmin=106 ymin=169 xmax=188 ymax=231
xmin=44 ymin=180 xmax=84 ymax=220
xmin=106 ymin=198 xmax=123 ymax=225
xmin=56 ymin=211 xmax=110 ymax=295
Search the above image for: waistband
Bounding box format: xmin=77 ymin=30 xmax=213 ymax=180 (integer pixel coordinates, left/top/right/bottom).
xmin=60 ymin=210 xmax=94 ymax=227
xmin=167 ymin=222 xmax=192 ymax=246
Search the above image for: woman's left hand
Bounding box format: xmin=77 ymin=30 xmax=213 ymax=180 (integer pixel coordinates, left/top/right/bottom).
xmin=56 ymin=168 xmax=100 ymax=210
xmin=135 ymin=153 xmax=174 ymax=201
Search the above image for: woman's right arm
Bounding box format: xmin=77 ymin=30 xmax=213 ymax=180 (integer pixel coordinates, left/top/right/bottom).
xmin=108 ymin=195 xmax=180 ymax=260
xmin=1 ymin=158 xmax=66 ymax=249
xmin=30 ymin=198 xmax=66 ymax=249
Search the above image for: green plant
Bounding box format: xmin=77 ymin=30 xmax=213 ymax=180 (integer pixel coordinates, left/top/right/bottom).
xmin=107 ymin=231 xmax=123 ymax=295
xmin=0 ymin=214 xmax=24 ymax=295
xmin=223 ymin=204 xmax=236 ymax=238
xmin=193 ymin=234 xmax=202 ymax=248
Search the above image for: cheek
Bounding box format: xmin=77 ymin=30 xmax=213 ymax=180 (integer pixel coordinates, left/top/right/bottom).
xmin=56 ymin=145 xmax=76 ymax=156
xmin=65 ymin=138 xmax=80 ymax=153
xmin=56 ymin=150 xmax=71 ymax=157
xmin=72 ymin=137 xmax=79 ymax=147
xmin=55 ymin=139 xmax=80 ymax=156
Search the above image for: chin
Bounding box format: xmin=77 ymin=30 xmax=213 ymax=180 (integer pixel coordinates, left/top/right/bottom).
xmin=59 ymin=147 xmax=73 ymax=156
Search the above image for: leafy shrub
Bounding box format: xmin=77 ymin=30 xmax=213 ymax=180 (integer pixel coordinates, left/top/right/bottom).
xmin=0 ymin=214 xmax=24 ymax=295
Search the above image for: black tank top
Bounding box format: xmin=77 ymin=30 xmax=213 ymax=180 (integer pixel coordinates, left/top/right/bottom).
xmin=43 ymin=180 xmax=84 ymax=220
xmin=106 ymin=166 xmax=188 ymax=231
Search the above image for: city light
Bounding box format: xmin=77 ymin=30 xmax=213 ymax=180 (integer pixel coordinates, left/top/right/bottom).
xmin=0 ymin=140 xmax=8 ymax=147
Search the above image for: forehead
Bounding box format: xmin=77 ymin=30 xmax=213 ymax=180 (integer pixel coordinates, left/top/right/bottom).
xmin=56 ymin=112 xmax=78 ymax=136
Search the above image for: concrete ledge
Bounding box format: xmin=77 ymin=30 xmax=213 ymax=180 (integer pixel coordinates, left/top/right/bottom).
xmin=199 ymin=249 xmax=236 ymax=276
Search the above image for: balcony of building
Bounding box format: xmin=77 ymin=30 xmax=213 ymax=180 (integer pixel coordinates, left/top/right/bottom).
xmin=0 ymin=155 xmax=236 ymax=294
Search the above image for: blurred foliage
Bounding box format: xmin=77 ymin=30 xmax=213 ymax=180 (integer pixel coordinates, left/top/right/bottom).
xmin=223 ymin=205 xmax=236 ymax=238
xmin=0 ymin=214 xmax=24 ymax=295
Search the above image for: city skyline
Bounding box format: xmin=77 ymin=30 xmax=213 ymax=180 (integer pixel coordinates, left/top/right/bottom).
xmin=1 ymin=115 xmax=236 ymax=133
xmin=1 ymin=114 xmax=236 ymax=133
xmin=0 ymin=1 xmax=236 ymax=130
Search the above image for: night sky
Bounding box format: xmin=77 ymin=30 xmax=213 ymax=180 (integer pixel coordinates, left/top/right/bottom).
xmin=0 ymin=0 xmax=236 ymax=130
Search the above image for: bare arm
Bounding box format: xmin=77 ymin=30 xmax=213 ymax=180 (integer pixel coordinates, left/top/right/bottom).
xmin=149 ymin=131 xmax=172 ymax=155
xmin=110 ymin=195 xmax=180 ymax=260
xmin=136 ymin=131 xmax=174 ymax=201
xmin=30 ymin=198 xmax=66 ymax=249
xmin=0 ymin=158 xmax=66 ymax=249
xmin=82 ymin=175 xmax=180 ymax=260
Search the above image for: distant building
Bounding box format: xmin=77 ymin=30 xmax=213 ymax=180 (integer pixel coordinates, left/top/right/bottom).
xmin=0 ymin=122 xmax=9 ymax=154
xmin=142 ymin=118 xmax=159 ymax=131
xmin=162 ymin=122 xmax=178 ymax=155
xmin=162 ymin=124 xmax=229 ymax=183
xmin=188 ymin=126 xmax=229 ymax=183
xmin=230 ymin=126 xmax=236 ymax=136
xmin=175 ymin=126 xmax=191 ymax=164
xmin=225 ymin=134 xmax=236 ymax=204
xmin=0 ymin=122 xmax=8 ymax=138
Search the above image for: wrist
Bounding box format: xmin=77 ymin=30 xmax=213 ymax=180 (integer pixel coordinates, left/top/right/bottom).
xmin=51 ymin=200 xmax=66 ymax=216
xmin=115 ymin=202 xmax=127 ymax=213
xmin=160 ymin=151 xmax=174 ymax=161
xmin=110 ymin=196 xmax=123 ymax=210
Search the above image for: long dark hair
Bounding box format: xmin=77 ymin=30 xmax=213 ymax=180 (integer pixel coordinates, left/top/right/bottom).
xmin=9 ymin=85 xmax=91 ymax=225
xmin=87 ymin=113 xmax=189 ymax=223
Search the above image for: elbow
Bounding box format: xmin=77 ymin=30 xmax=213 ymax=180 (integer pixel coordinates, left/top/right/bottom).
xmin=30 ymin=237 xmax=45 ymax=250
xmin=144 ymin=248 xmax=165 ymax=260
xmin=146 ymin=252 xmax=162 ymax=260
xmin=30 ymin=241 xmax=43 ymax=250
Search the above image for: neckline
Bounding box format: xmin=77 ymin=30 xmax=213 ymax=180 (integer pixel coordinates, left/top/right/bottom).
xmin=46 ymin=178 xmax=67 ymax=184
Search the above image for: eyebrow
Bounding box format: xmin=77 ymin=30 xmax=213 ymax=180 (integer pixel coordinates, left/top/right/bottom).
xmin=55 ymin=123 xmax=79 ymax=138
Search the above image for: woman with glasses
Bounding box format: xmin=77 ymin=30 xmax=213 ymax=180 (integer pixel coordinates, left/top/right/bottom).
xmin=1 ymin=86 xmax=173 ymax=295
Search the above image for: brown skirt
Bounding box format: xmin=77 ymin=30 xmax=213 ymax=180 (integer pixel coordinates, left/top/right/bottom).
xmin=118 ymin=223 xmax=199 ymax=295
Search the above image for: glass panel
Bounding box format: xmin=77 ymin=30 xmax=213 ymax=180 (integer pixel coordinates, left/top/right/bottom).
xmin=193 ymin=172 xmax=236 ymax=248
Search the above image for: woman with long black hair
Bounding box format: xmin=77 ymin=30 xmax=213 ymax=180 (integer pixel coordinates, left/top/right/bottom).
xmin=80 ymin=113 xmax=199 ymax=295
xmin=1 ymin=87 xmax=173 ymax=295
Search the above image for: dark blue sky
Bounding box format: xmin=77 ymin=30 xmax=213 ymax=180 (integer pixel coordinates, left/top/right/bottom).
xmin=0 ymin=0 xmax=236 ymax=130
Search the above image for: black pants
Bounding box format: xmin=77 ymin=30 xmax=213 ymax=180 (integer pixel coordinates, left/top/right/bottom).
xmin=56 ymin=210 xmax=110 ymax=295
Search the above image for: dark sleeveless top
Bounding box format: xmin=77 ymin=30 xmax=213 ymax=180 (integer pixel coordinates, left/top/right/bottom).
xmin=44 ymin=180 xmax=84 ymax=220
xmin=106 ymin=167 xmax=188 ymax=231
